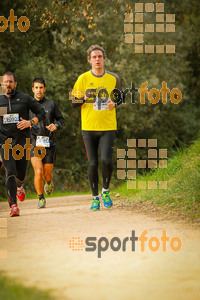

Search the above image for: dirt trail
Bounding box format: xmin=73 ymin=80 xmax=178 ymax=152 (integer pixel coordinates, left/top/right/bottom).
xmin=0 ymin=195 xmax=200 ymax=300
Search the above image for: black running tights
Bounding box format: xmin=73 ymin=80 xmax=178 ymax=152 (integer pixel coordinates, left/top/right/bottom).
xmin=82 ymin=130 xmax=115 ymax=196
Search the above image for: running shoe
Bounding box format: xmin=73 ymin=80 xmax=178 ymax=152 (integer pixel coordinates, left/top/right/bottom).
xmin=17 ymin=186 xmax=25 ymax=202
xmin=37 ymin=197 xmax=46 ymax=209
xmin=101 ymin=191 xmax=113 ymax=208
xmin=44 ymin=181 xmax=54 ymax=195
xmin=90 ymin=197 xmax=100 ymax=211
xmin=10 ymin=204 xmax=20 ymax=217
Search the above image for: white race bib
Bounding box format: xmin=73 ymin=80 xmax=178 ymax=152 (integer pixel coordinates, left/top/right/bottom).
xmin=36 ymin=136 xmax=50 ymax=148
xmin=93 ymin=99 xmax=108 ymax=111
xmin=3 ymin=114 xmax=19 ymax=124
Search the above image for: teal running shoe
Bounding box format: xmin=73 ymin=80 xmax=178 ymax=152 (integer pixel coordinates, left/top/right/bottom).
xmin=101 ymin=191 xmax=113 ymax=208
xmin=90 ymin=197 xmax=100 ymax=211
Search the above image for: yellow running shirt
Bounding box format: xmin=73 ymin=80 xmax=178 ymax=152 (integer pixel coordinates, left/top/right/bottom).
xmin=72 ymin=70 xmax=123 ymax=131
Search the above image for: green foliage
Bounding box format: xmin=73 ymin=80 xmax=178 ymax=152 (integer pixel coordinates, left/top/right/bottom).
xmin=115 ymin=137 xmax=200 ymax=219
xmin=0 ymin=274 xmax=54 ymax=300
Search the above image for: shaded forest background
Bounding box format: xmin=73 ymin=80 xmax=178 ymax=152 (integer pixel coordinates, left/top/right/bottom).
xmin=0 ymin=0 xmax=199 ymax=197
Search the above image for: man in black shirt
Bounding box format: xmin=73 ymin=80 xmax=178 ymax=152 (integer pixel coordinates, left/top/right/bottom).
xmin=30 ymin=78 xmax=64 ymax=208
xmin=0 ymin=72 xmax=45 ymax=217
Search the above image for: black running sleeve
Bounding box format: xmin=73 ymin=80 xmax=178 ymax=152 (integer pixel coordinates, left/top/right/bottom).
xmin=114 ymin=75 xmax=124 ymax=107
xmin=28 ymin=96 xmax=45 ymax=121
xmin=54 ymin=103 xmax=64 ymax=129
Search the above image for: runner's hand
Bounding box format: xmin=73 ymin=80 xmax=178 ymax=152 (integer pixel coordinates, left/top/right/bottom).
xmin=46 ymin=123 xmax=57 ymax=132
xmin=17 ymin=118 xmax=31 ymax=130
xmin=107 ymin=99 xmax=116 ymax=110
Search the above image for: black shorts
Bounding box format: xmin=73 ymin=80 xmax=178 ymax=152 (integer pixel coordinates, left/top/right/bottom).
xmin=30 ymin=146 xmax=56 ymax=164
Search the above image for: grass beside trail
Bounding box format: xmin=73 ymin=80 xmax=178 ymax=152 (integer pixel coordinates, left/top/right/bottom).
xmin=0 ymin=190 xmax=90 ymax=202
xmin=0 ymin=274 xmax=54 ymax=300
xmin=25 ymin=190 xmax=90 ymax=200
xmin=114 ymin=138 xmax=200 ymax=220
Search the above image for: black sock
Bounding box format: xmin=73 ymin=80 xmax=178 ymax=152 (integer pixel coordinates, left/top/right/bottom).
xmin=6 ymin=176 xmax=17 ymax=205
xmin=39 ymin=194 xmax=44 ymax=200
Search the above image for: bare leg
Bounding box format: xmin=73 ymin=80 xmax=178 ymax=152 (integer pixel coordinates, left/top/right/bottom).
xmin=31 ymin=157 xmax=44 ymax=195
xmin=43 ymin=163 xmax=54 ymax=183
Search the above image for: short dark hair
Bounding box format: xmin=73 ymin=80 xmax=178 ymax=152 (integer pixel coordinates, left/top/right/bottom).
xmin=32 ymin=77 xmax=46 ymax=87
xmin=2 ymin=71 xmax=16 ymax=82
xmin=87 ymin=44 xmax=106 ymax=61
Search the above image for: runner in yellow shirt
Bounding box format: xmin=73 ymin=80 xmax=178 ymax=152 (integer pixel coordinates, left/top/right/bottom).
xmin=72 ymin=45 xmax=123 ymax=211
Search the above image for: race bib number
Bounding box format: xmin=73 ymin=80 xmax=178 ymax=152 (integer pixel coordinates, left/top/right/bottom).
xmin=93 ymin=89 xmax=109 ymax=111
xmin=93 ymin=99 xmax=108 ymax=111
xmin=36 ymin=136 xmax=50 ymax=148
xmin=3 ymin=114 xmax=19 ymax=124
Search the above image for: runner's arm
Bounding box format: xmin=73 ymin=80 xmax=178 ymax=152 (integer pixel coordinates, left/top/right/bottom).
xmin=72 ymin=97 xmax=85 ymax=108
xmin=28 ymin=96 xmax=45 ymax=122
xmin=113 ymin=75 xmax=124 ymax=107
xmin=53 ymin=102 xmax=64 ymax=129
xmin=17 ymin=117 xmax=39 ymax=130
xmin=71 ymin=75 xmax=86 ymax=108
